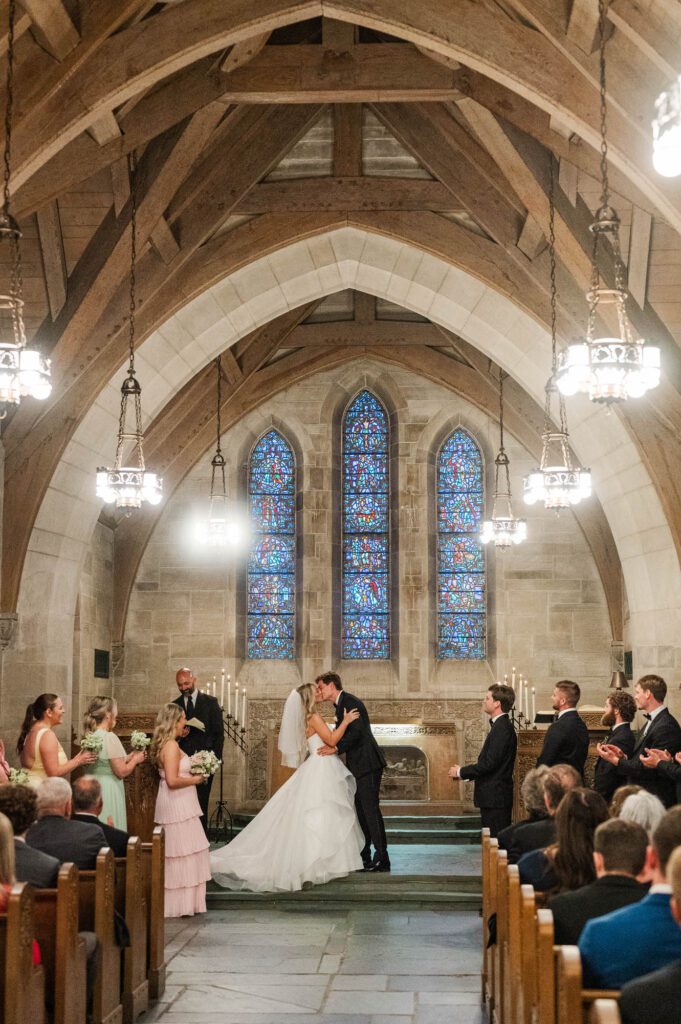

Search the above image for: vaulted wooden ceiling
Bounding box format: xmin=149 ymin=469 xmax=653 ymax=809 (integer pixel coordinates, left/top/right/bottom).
xmin=2 ymin=0 xmax=680 ymax=633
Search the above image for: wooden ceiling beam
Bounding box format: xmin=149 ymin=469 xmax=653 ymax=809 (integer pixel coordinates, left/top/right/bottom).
xmin=0 ymin=1 xmax=32 ymax=57
xmin=333 ymin=107 xmax=363 ymax=177
xmin=609 ymin=0 xmax=678 ymax=80
xmin=286 ymin=321 xmax=447 ymax=345
xmin=21 ymin=0 xmax=79 ymax=60
xmin=220 ymin=30 xmax=271 ymax=72
xmin=35 ymin=200 xmax=67 ymax=320
xmin=233 ymin=177 xmax=457 ymax=213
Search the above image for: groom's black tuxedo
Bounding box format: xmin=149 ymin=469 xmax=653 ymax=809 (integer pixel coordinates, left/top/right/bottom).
xmin=334 ymin=690 xmax=389 ymax=868
xmin=173 ymin=689 xmax=224 ymax=830
xmin=458 ymin=713 xmax=517 ymax=837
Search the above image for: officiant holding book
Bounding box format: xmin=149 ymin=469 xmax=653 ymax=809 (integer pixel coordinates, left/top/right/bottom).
xmin=173 ymin=667 xmax=224 ymax=832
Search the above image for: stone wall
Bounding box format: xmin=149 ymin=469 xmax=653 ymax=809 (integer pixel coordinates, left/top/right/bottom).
xmin=72 ymin=521 xmax=114 ymax=738
xmin=110 ymin=358 xmax=614 ymax=806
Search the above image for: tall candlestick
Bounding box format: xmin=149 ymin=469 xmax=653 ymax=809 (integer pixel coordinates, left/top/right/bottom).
xmin=212 ymin=674 xmax=217 ymax=698
xmin=220 ymin=669 xmax=225 ymax=708
xmin=531 ymin=687 xmax=536 ymax=725
xmin=235 ymin=682 xmax=239 ymax=723
xmin=504 ymin=673 xmax=508 ymax=684
xmin=511 ymin=666 xmax=516 ymax=689
xmin=227 ymin=675 xmax=231 ymax=716
xmin=524 ymin=683 xmax=529 ymax=721
xmin=242 ymin=690 xmax=247 ymax=731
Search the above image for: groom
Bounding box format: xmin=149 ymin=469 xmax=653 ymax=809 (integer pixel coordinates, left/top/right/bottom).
xmin=316 ymin=671 xmax=390 ymax=872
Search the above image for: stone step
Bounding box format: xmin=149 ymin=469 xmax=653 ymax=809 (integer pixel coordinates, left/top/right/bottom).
xmin=225 ymin=814 xmax=482 ymax=846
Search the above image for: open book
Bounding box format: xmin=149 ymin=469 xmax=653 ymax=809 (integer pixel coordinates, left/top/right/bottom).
xmin=185 ymin=717 xmax=206 ymax=732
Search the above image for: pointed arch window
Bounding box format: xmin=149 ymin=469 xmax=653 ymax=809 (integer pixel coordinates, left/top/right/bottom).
xmin=437 ymin=429 xmax=486 ymax=659
xmin=342 ymin=390 xmax=390 ymax=659
xmin=247 ymin=430 xmax=296 ymax=659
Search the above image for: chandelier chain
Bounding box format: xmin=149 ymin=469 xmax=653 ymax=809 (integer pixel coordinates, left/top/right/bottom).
xmin=3 ymin=0 xmax=24 ymax=347
xmin=128 ymin=152 xmax=138 ymax=375
xmin=216 ymin=356 xmax=222 ymax=455
xmin=2 ymin=0 xmax=15 ymax=219
xmin=597 ymin=0 xmax=610 ymax=212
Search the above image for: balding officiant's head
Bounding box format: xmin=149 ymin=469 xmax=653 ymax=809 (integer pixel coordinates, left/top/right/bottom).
xmin=176 ymin=667 xmax=196 ymax=696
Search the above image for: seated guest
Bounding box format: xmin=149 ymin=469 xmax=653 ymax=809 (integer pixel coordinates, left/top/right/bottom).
xmin=579 ymin=806 xmax=681 ymax=989
xmin=0 ymin=783 xmax=59 ymax=887
xmin=594 ymin=691 xmax=637 ymax=804
xmin=619 ymin=845 xmax=681 ymax=1024
xmin=508 ymin=764 xmax=580 ymax=864
xmin=620 ymin=790 xmax=666 ymax=837
xmin=610 ymin=784 xmax=642 ymax=817
xmin=498 ymin=765 xmax=550 ymax=852
xmin=0 ymin=737 xmax=10 ymax=784
xmin=0 ymin=810 xmax=41 ymax=965
xmin=518 ymin=787 xmax=609 ymax=892
xmin=536 ymin=680 xmax=589 ymax=776
xmin=26 ymin=777 xmax=106 ymax=870
xmin=549 ymin=819 xmax=649 ymax=944
xmin=71 ymin=776 xmax=129 ymax=857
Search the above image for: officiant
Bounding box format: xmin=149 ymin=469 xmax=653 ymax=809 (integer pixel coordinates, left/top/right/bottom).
xmin=173 ymin=666 xmax=224 ymax=833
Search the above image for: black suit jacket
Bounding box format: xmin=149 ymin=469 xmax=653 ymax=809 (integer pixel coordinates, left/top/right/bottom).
xmin=459 ymin=714 xmax=517 ymax=810
xmin=508 ymin=816 xmax=556 ymax=864
xmin=616 ymin=707 xmax=681 ymax=807
xmin=334 ymin=691 xmax=386 ymax=779
xmin=536 ymin=710 xmax=589 ymax=776
xmin=72 ymin=813 xmax=129 ymax=858
xmin=14 ymin=838 xmax=59 ymax=888
xmin=26 ymin=815 xmax=106 ymax=871
xmin=497 ymin=813 xmax=547 ymax=853
xmin=174 ymin=691 xmax=224 ymax=760
xmin=549 ymin=874 xmax=649 ymax=945
xmin=593 ymin=723 xmax=636 ymax=803
xmin=620 ymin=959 xmax=681 ymax=1024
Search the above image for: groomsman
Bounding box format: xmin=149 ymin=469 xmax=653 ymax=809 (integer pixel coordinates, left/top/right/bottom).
xmin=536 ymin=680 xmax=589 ymax=777
xmin=593 ymin=690 xmax=637 ymax=804
xmin=448 ymin=684 xmax=517 ymax=837
xmin=173 ymin=666 xmax=224 ymax=831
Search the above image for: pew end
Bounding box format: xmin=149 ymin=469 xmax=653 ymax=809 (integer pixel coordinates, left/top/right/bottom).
xmin=141 ymin=826 xmax=166 ymax=1001
xmin=0 ymin=882 xmax=46 ymax=1024
xmin=34 ymin=863 xmax=87 ymax=1024
xmin=589 ymin=999 xmax=622 ymax=1024
xmin=79 ymin=847 xmax=123 ymax=1024
xmin=118 ymin=837 xmax=149 ymax=1024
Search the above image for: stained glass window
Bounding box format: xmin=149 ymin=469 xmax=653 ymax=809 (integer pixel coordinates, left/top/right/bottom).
xmin=342 ymin=390 xmax=390 ymax=659
xmin=437 ymin=430 xmax=485 ymax=659
xmin=247 ymin=430 xmax=296 ymax=659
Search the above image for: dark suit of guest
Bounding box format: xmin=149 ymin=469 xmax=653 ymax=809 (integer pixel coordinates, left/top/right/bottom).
xmin=593 ymin=723 xmax=635 ymax=803
xmin=14 ymin=838 xmax=59 ymax=888
xmin=536 ymin=709 xmax=589 ymax=776
xmin=334 ymin=690 xmax=388 ymax=867
xmin=517 ymin=848 xmax=557 ymax=891
xmin=613 ymin=707 xmax=681 ymax=807
xmin=579 ymin=891 xmax=681 ymax=989
xmin=620 ymin=960 xmax=681 ymax=1024
xmin=173 ymin=689 xmax=225 ymax=831
xmin=72 ymin=813 xmax=129 ymax=858
xmin=26 ymin=815 xmax=107 ymax=871
xmin=549 ymin=874 xmax=648 ymax=945
xmin=458 ymin=714 xmax=517 ymax=837
xmin=498 ymin=812 xmax=547 ymax=853
xmin=507 ymin=816 xmax=556 ymax=864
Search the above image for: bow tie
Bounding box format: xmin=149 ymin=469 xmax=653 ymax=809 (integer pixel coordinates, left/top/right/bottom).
xmin=643 ymin=713 xmax=652 ymax=721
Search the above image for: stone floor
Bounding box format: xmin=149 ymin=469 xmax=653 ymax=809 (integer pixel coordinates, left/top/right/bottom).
xmin=143 ymin=906 xmax=484 ymax=1024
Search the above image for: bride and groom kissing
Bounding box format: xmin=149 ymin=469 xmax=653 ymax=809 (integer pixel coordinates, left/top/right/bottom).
xmin=211 ymin=671 xmax=391 ymax=892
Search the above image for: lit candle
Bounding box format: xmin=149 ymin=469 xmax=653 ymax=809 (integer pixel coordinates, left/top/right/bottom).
xmin=227 ymin=675 xmax=231 ymax=716
xmin=531 ymin=687 xmax=536 ymax=724
xmin=524 ymin=683 xmax=529 ymax=721
xmin=220 ymin=669 xmax=225 ymax=708
xmin=504 ymin=673 xmax=508 ymax=684
xmin=235 ymin=682 xmax=240 ymax=723
xmin=511 ymin=666 xmax=516 ymax=689
xmin=242 ymin=690 xmax=247 ymax=731
xmin=213 ymin=674 xmax=217 ymax=698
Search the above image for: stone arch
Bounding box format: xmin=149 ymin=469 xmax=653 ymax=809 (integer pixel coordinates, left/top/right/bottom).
xmin=4 ymin=227 xmax=679 ymax=739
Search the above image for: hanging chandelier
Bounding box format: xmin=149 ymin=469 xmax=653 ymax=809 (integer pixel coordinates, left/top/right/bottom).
xmin=0 ymin=0 xmax=51 ymax=408
xmin=652 ymin=75 xmax=681 ymax=178
xmin=480 ymin=370 xmax=527 ymax=548
xmin=556 ymin=0 xmax=660 ymax=405
xmin=198 ymin=356 xmax=240 ymax=546
xmin=524 ymin=161 xmax=591 ymax=512
xmin=96 ymin=154 xmax=162 ymax=510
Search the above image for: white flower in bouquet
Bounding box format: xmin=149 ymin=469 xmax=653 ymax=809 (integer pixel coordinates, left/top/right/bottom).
xmin=8 ymin=767 xmax=28 ymax=785
xmin=129 ymin=730 xmax=150 ymax=752
xmin=189 ymin=750 xmax=221 ymax=778
xmin=80 ymin=732 xmax=104 ymax=755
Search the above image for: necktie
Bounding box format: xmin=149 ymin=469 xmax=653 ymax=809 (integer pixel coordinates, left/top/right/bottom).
xmin=186 ymin=695 xmax=195 ymax=719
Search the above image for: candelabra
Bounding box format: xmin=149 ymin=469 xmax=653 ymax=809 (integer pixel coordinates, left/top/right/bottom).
xmin=208 ymin=707 xmax=248 ymax=844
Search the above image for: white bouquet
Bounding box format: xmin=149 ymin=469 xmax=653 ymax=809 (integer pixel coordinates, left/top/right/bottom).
xmin=189 ymin=750 xmax=221 ymax=779
xmin=80 ymin=732 xmax=104 ymax=755
xmin=129 ymin=730 xmax=150 ymax=752
xmin=8 ymin=767 xmax=28 ymax=785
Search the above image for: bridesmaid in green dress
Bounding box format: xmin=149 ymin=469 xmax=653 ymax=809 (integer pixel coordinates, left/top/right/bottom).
xmin=82 ymin=697 xmax=146 ymax=830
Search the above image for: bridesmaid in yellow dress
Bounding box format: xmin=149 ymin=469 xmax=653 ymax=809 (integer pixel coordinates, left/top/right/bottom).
xmin=82 ymin=697 xmax=146 ymax=830
xmin=17 ymin=693 xmax=97 ymax=788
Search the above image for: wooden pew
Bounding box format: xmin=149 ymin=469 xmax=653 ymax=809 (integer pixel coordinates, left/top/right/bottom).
xmin=0 ymin=882 xmax=46 ymax=1024
xmin=115 ymin=838 xmax=149 ymax=1024
xmin=481 ymin=829 xmax=492 ymax=1008
xmin=141 ymin=826 xmax=166 ymax=1001
xmin=589 ymin=1000 xmax=621 ymax=1024
xmin=485 ymin=838 xmax=500 ymax=1021
xmin=555 ymin=945 xmax=619 ymax=1024
xmin=536 ymin=908 xmax=556 ymax=1024
xmin=504 ymin=865 xmax=522 ymax=1024
xmin=518 ymin=884 xmax=538 ymax=1024
xmin=79 ymin=848 xmax=123 ymax=1024
xmin=34 ymin=863 xmax=87 ymax=1024
xmin=493 ymin=848 xmax=509 ymax=1024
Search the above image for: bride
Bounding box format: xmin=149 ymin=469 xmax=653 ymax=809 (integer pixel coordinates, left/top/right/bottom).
xmin=210 ymin=682 xmax=365 ymax=892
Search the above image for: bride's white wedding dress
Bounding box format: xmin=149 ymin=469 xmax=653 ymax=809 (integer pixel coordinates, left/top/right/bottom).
xmin=210 ymin=732 xmax=364 ymax=892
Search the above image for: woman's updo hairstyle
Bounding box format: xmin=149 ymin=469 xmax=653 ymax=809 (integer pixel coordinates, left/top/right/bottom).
xmin=83 ymin=696 xmax=117 ymax=735
xmin=17 ymin=693 xmax=59 ymax=754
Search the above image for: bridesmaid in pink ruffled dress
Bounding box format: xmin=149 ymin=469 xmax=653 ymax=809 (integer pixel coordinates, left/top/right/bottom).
xmin=150 ymin=704 xmax=211 ymax=918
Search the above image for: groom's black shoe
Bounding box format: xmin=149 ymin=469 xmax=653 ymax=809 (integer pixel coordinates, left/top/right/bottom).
xmin=367 ymin=859 xmax=391 ymax=873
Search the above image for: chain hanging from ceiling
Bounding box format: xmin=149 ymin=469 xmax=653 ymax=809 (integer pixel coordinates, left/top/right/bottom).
xmin=480 ymin=369 xmax=527 ymax=548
